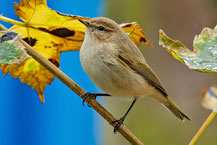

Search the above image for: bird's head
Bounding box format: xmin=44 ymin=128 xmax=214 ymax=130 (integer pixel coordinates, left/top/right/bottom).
xmin=79 ymin=17 xmax=124 ymax=43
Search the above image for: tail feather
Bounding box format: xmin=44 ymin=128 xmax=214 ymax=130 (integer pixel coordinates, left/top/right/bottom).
xmin=163 ymin=98 xmax=191 ymax=121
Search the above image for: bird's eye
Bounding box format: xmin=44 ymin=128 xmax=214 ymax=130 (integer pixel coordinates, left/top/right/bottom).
xmin=98 ymin=26 xmax=105 ymax=31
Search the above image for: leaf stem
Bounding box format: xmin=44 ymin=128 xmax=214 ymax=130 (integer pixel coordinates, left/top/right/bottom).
xmin=0 ymin=24 xmax=144 ymax=145
xmin=189 ymin=111 xmax=216 ymax=145
xmin=0 ymin=16 xmax=27 ymax=27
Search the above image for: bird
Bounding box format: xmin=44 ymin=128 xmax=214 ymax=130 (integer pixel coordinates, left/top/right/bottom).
xmin=78 ymin=17 xmax=191 ymax=133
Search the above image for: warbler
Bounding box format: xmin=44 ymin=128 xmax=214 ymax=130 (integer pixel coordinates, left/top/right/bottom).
xmin=78 ymin=17 xmax=191 ymax=133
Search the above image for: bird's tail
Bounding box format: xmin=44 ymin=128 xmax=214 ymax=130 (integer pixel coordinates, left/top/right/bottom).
xmin=163 ymin=98 xmax=191 ymax=121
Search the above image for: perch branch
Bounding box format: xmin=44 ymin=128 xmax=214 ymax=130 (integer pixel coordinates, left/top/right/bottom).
xmin=0 ymin=24 xmax=144 ymax=145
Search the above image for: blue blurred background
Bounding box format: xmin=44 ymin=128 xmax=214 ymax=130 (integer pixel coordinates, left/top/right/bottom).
xmin=0 ymin=0 xmax=105 ymax=145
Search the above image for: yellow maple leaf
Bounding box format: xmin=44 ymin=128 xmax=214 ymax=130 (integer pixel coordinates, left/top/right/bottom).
xmin=0 ymin=0 xmax=151 ymax=103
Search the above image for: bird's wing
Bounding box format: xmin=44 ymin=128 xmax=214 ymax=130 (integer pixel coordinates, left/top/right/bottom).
xmin=118 ymin=52 xmax=168 ymax=97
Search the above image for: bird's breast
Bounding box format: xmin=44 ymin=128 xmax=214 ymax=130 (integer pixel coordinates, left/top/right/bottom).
xmin=80 ymin=41 xmax=160 ymax=98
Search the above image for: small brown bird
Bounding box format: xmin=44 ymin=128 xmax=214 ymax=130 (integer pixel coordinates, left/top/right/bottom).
xmin=78 ymin=17 xmax=191 ymax=133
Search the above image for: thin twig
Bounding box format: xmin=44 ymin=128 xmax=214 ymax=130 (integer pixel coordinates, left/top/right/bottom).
xmin=0 ymin=24 xmax=144 ymax=145
xmin=189 ymin=111 xmax=216 ymax=145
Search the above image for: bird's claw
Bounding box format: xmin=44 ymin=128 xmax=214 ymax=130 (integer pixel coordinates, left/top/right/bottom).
xmin=82 ymin=92 xmax=97 ymax=107
xmin=111 ymin=117 xmax=126 ymax=133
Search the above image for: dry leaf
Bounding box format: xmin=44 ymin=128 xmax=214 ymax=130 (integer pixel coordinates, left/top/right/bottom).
xmin=120 ymin=22 xmax=151 ymax=46
xmin=0 ymin=0 xmax=151 ymax=103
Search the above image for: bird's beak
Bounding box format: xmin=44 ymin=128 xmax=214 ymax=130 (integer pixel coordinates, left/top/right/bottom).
xmin=78 ymin=19 xmax=90 ymax=27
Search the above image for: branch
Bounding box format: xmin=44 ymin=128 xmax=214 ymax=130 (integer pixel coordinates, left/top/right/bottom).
xmin=0 ymin=24 xmax=144 ymax=145
xmin=189 ymin=111 xmax=216 ymax=145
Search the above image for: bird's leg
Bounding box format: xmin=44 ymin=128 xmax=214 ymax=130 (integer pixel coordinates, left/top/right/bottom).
xmin=82 ymin=93 xmax=111 ymax=107
xmin=111 ymin=98 xmax=137 ymax=133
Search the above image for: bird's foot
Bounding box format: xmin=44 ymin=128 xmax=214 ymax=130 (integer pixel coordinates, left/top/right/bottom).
xmin=81 ymin=92 xmax=97 ymax=107
xmin=111 ymin=116 xmax=126 ymax=133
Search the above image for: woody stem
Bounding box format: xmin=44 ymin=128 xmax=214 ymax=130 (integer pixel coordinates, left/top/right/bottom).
xmin=189 ymin=111 xmax=216 ymax=145
xmin=0 ymin=23 xmax=144 ymax=145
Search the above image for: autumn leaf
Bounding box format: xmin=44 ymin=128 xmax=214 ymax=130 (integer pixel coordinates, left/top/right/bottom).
xmin=120 ymin=22 xmax=151 ymax=46
xmin=0 ymin=0 xmax=151 ymax=103
xmin=159 ymin=25 xmax=217 ymax=73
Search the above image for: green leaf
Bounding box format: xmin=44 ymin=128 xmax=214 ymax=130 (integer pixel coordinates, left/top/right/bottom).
xmin=0 ymin=31 xmax=29 ymax=64
xmin=159 ymin=25 xmax=217 ymax=73
xmin=0 ymin=41 xmax=22 ymax=64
